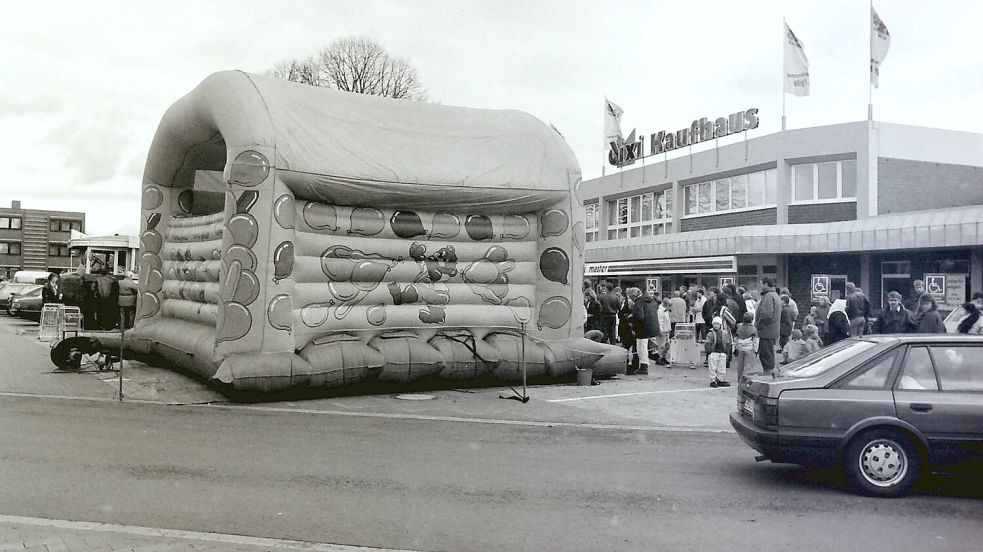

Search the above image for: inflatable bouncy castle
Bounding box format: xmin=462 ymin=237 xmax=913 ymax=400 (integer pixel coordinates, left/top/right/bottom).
xmin=130 ymin=71 xmax=623 ymax=393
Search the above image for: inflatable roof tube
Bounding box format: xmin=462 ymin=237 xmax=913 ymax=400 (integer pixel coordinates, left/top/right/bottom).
xmin=213 ymin=352 xmax=316 ymax=392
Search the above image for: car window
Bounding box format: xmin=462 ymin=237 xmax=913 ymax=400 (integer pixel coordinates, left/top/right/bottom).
xmin=897 ymin=346 xmax=939 ymax=391
xmin=779 ymin=339 xmax=877 ymax=378
xmin=839 ymin=350 xmax=899 ymax=389
xmin=930 ymin=346 xmax=983 ymax=392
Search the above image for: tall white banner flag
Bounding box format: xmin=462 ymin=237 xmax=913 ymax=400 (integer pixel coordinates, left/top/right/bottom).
xmin=871 ymin=6 xmax=891 ymax=88
xmin=783 ymin=21 xmax=810 ymax=96
xmin=604 ymin=98 xmax=624 ymax=144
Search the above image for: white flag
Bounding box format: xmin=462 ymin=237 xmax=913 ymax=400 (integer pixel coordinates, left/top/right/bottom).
xmin=871 ymin=6 xmax=891 ymax=88
xmin=604 ymin=98 xmax=624 ymax=143
xmin=783 ymin=21 xmax=810 ymax=96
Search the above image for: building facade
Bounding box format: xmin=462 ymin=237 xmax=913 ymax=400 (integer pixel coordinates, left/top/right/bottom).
xmin=0 ymin=200 xmax=85 ymax=279
xmin=583 ymin=120 xmax=983 ymax=313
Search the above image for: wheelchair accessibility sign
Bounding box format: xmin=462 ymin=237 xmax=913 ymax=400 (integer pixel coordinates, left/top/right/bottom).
xmin=925 ymin=274 xmax=946 ymax=302
xmin=811 ymin=275 xmax=830 ymax=302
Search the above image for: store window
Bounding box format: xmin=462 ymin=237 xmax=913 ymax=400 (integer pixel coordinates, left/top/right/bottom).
xmin=934 ymin=259 xmax=970 ymax=274
xmin=607 ymin=189 xmax=673 ymax=239
xmin=0 ymin=242 xmax=22 ymax=255
xmin=0 ymin=266 xmax=19 ymax=279
xmin=585 ymin=202 xmax=599 ymax=242
xmin=683 ymin=168 xmax=776 ymax=216
xmin=791 ymin=160 xmax=858 ymax=203
xmin=48 ymin=244 xmax=70 ymax=257
xmin=0 ymin=217 xmax=22 ymax=230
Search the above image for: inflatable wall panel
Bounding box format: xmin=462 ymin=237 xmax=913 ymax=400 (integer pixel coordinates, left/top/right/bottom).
xmin=129 ymin=71 xmax=624 ymax=393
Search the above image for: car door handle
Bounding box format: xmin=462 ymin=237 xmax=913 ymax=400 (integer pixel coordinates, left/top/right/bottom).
xmin=909 ymin=403 xmax=933 ymax=413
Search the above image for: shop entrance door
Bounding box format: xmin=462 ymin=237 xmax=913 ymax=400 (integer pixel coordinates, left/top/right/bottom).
xmin=881 ymin=261 xmax=912 ymax=310
xmin=828 ymin=275 xmax=848 ymax=302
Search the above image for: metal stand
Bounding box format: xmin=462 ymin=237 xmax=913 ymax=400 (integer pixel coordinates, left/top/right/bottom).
xmin=118 ymin=307 xmax=124 ymax=401
xmin=499 ymin=322 xmax=529 ymax=403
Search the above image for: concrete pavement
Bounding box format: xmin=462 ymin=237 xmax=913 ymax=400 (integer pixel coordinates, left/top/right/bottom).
xmin=0 ymin=314 xmax=739 ymax=431
xmin=0 ymin=314 xmax=742 ymax=551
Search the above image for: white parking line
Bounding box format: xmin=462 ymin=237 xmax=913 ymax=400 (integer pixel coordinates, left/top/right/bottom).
xmin=0 ymin=513 xmax=417 ymax=551
xmin=546 ymin=387 xmax=730 ymax=402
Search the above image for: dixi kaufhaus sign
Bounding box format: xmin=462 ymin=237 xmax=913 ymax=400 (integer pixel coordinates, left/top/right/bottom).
xmin=609 ymin=108 xmax=760 ymax=167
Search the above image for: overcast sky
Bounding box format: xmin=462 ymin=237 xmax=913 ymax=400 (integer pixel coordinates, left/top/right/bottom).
xmin=2 ymin=0 xmax=981 ymax=236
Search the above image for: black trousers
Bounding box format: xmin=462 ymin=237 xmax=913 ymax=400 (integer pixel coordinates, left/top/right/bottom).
xmin=759 ymin=338 xmax=777 ymax=372
xmin=600 ymin=316 xmax=617 ymax=344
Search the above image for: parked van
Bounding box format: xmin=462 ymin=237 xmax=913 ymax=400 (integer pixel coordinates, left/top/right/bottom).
xmin=11 ymin=270 xmax=53 ymax=285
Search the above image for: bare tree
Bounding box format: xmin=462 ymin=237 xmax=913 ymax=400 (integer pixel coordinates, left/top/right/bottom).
xmin=269 ymin=58 xmax=320 ymax=86
xmin=270 ymin=38 xmax=426 ymax=101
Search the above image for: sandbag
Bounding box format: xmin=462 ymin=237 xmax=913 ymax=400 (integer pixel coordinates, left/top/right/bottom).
xmin=485 ymin=331 xmax=548 ymax=382
xmin=368 ymin=330 xmax=444 ymax=383
xmin=297 ymin=333 xmax=384 ymax=387
xmin=429 ymin=330 xmax=499 ymax=380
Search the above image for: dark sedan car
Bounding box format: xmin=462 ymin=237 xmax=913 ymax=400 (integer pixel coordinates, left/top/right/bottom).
xmin=8 ymin=286 xmax=43 ymax=318
xmin=731 ymin=335 xmax=983 ymax=497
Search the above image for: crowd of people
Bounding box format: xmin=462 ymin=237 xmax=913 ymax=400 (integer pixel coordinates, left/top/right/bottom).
xmin=583 ymin=277 xmax=983 ymax=388
xmin=36 ymin=270 xmax=138 ymax=330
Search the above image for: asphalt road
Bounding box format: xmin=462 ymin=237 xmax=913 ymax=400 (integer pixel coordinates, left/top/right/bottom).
xmin=2 ymin=394 xmax=982 ymax=552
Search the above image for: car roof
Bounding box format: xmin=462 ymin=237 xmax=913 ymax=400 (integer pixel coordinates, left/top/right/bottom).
xmin=860 ymin=334 xmax=983 ymax=344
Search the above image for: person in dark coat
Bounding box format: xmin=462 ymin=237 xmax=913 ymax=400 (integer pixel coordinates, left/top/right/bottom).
xmin=701 ymin=288 xmax=717 ymax=341
xmin=904 ymin=280 xmax=926 ymax=312
xmin=584 ymin=284 xmax=601 ymax=334
xmin=872 ymin=291 xmax=916 ymax=334
xmin=41 ymin=273 xmax=62 ymax=305
xmin=956 ymin=302 xmax=983 ymax=334
xmin=755 ymin=278 xmax=783 ymax=372
xmin=597 ymin=282 xmax=620 ymax=345
xmin=616 ymin=288 xmax=637 ymax=371
xmin=81 ymin=280 xmax=100 ymax=330
xmin=629 ymin=287 xmax=661 ymax=375
xmin=913 ymin=293 xmax=946 ymax=334
xmin=779 ymin=295 xmax=795 ymax=348
xmin=826 ymin=299 xmax=852 ymax=345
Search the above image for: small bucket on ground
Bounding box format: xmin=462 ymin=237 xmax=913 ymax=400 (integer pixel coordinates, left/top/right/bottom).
xmin=576 ymin=367 xmax=593 ymax=386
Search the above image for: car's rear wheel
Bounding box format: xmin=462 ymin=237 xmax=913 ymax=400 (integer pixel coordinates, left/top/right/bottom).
xmin=843 ymin=429 xmax=922 ymax=498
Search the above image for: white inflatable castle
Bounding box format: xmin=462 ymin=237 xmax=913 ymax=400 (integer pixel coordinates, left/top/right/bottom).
xmin=129 ymin=71 xmax=624 ymax=392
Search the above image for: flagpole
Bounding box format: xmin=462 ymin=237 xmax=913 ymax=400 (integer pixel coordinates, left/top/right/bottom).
xmin=781 ymin=17 xmax=787 ymax=131
xmin=868 ymin=1 xmax=874 ymax=121
xmin=602 ymin=97 xmax=607 ymax=176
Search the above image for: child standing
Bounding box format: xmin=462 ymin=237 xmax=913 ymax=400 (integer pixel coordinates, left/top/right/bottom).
xmin=804 ymin=306 xmax=819 ymax=329
xmin=782 ymin=328 xmax=808 ymax=364
xmin=803 ymin=324 xmax=823 ymax=354
xmin=704 ymin=316 xmax=731 ymax=387
xmin=733 ymin=312 xmax=759 ymax=382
